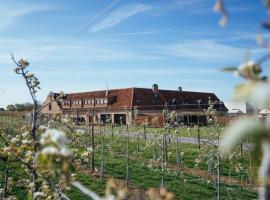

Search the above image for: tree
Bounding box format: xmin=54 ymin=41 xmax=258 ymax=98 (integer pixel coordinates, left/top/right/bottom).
xmin=6 ymin=105 xmax=16 ymax=111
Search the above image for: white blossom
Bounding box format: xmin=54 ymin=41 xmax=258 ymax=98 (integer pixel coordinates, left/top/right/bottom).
xmin=41 ymin=146 xmax=59 ymax=155
xmin=10 ymin=137 xmax=19 ymax=144
xmin=39 ymin=125 xmax=47 ymax=131
xmin=33 ymin=192 xmax=45 ymax=198
xmin=22 ymin=131 xmax=29 ymax=138
xmin=240 ymin=82 xmax=270 ymax=108
xmin=87 ymin=147 xmax=93 ymax=152
xmin=76 ymin=129 xmax=85 ymax=136
xmin=22 ymin=139 xmax=29 ymax=144
xmin=40 ymin=129 xmax=67 ymax=148
xmin=60 ymin=148 xmax=72 ymax=157
xmin=221 ymin=119 xmax=264 ymax=151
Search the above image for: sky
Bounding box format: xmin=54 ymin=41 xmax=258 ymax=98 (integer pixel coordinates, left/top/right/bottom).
xmin=0 ymin=0 xmax=269 ymax=108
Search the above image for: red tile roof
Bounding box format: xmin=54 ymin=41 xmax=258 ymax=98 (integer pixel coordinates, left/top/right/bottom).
xmin=62 ymin=87 xmax=227 ymax=111
xmin=64 ymin=88 xmax=133 ymax=110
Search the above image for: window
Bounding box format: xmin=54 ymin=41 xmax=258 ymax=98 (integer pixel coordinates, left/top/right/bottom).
xmin=104 ymin=99 xmax=108 ymax=104
xmin=73 ymin=100 xmax=80 ymax=105
xmin=63 ymin=100 xmax=70 ymax=106
xmin=48 ymin=103 xmax=52 ymax=111
xmin=84 ymin=99 xmax=93 ymax=105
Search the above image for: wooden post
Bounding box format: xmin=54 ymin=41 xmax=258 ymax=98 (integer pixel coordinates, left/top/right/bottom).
xmin=100 ymin=129 xmax=105 ymax=179
xmin=197 ymin=115 xmax=201 ymax=150
xmin=143 ymin=124 xmax=146 ymax=140
xmin=161 ymin=127 xmax=166 ymax=189
xmin=3 ymin=162 xmax=9 ymax=198
xmin=111 ymin=124 xmax=114 ymax=138
xmin=176 ymin=136 xmax=180 ymax=166
xmin=126 ymin=124 xmax=130 ymax=187
xmin=136 ymin=132 xmax=140 ymax=158
xmin=217 ymin=155 xmax=221 ymax=200
xmin=91 ymin=122 xmax=95 ymax=171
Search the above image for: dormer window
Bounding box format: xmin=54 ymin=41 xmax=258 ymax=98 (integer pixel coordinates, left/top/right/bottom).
xmin=73 ymin=100 xmax=81 ymax=106
xmin=84 ymin=99 xmax=93 ymax=105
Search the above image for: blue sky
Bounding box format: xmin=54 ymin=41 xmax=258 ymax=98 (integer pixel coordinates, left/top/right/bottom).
xmin=0 ymin=0 xmax=268 ymax=107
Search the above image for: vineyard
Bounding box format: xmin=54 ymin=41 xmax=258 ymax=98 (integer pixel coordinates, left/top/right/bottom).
xmin=0 ymin=113 xmax=259 ymax=199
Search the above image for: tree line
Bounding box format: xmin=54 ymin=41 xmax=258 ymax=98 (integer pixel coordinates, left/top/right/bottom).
xmin=6 ymin=102 xmax=42 ymax=111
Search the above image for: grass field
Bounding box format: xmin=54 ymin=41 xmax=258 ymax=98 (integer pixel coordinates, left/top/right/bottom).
xmin=67 ymin=127 xmax=258 ymax=199
xmin=0 ymin=117 xmax=259 ymax=200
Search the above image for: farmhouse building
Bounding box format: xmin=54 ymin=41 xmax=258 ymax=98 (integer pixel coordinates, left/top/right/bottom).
xmin=41 ymin=84 xmax=228 ymax=126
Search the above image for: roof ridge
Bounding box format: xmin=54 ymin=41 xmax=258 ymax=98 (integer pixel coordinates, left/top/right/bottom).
xmin=65 ymin=87 xmax=134 ymax=95
xmin=61 ymin=87 xmax=215 ymax=95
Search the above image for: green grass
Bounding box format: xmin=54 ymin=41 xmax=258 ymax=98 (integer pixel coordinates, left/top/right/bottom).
xmin=66 ymin=132 xmax=258 ymax=199
xmin=93 ymin=132 xmax=252 ymax=179
xmin=0 ymin=117 xmax=258 ymax=200
xmin=68 ymin=173 xmax=106 ymax=199
xmin=68 ymin=150 xmax=257 ymax=200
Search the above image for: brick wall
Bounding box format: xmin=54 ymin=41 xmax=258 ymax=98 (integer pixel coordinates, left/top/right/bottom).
xmin=40 ymin=96 xmax=61 ymax=115
xmin=134 ymin=114 xmax=164 ymax=128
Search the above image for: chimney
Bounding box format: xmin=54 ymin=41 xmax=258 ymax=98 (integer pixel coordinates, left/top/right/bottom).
xmin=178 ymin=86 xmax=182 ymax=92
xmin=152 ymin=84 xmax=158 ymax=93
xmin=106 ymin=84 xmax=109 ymax=96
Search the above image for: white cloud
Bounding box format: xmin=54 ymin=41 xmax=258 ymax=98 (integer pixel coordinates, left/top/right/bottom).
xmin=156 ymin=39 xmax=243 ymax=60
xmin=116 ymin=30 xmax=159 ymax=36
xmin=0 ymin=1 xmax=56 ymax=29
xmin=0 ymin=36 xmax=164 ymax=68
xmin=35 ymin=68 xmax=218 ymax=76
xmin=172 ymin=0 xmax=207 ymax=7
xmin=152 ymin=0 xmax=211 ymax=15
xmin=90 ymin=3 xmax=153 ymax=33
